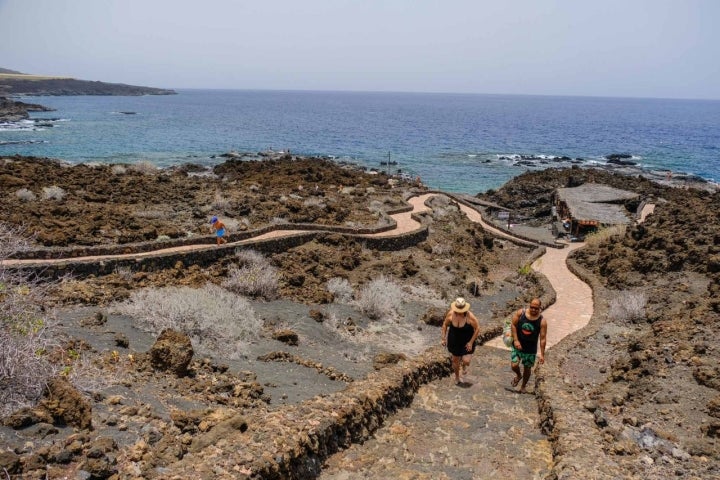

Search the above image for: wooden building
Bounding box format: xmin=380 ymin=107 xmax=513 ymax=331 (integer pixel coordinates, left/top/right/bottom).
xmin=554 ymin=183 xmax=639 ymax=238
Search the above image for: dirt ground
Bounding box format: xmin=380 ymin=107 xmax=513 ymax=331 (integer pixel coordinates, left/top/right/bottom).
xmin=1 ymin=155 xmax=719 ymax=479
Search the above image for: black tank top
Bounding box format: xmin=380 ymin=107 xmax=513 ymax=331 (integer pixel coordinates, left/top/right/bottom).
xmin=517 ymin=309 xmax=542 ymax=354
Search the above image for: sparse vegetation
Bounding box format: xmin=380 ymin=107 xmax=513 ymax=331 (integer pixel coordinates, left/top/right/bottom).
xmin=222 ymin=249 xmax=279 ymax=300
xmin=327 ymin=277 xmax=354 ymax=303
xmin=111 ymin=164 xmax=127 ymax=175
xmin=213 ymin=191 xmax=230 ymax=210
xmin=608 ymin=291 xmax=647 ymax=323
xmin=0 ymin=223 xmax=59 ymax=417
xmin=41 ymin=185 xmax=66 ymax=201
xmin=131 ymin=160 xmax=158 ymax=174
xmin=115 ymin=284 xmax=260 ymax=359
xmin=356 ymin=275 xmax=403 ymax=320
xmin=585 ymin=224 xmax=627 ymax=248
xmin=15 ymin=188 xmax=36 ymax=202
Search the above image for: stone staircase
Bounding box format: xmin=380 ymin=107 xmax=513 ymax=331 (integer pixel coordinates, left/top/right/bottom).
xmin=319 ymin=347 xmax=552 ymax=479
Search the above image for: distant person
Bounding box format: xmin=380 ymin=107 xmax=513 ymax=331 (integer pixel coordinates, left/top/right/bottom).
xmin=509 ymin=298 xmax=547 ymax=393
xmin=441 ymin=297 xmax=480 ymax=385
xmin=210 ymin=216 xmax=227 ymax=245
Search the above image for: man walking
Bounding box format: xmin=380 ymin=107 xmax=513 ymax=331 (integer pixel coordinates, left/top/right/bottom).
xmin=510 ymin=298 xmax=547 ymax=393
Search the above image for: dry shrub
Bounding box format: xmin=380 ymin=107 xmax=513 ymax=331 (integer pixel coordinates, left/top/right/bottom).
xmin=303 ymin=197 xmax=326 ymax=208
xmin=41 ymin=185 xmax=66 ymax=201
xmin=327 ymin=277 xmax=354 ymax=303
xmin=116 ymin=284 xmax=260 ymax=359
xmin=213 ymin=191 xmax=230 ymax=210
xmin=111 ymin=164 xmax=127 ymax=175
xmin=134 ymin=208 xmax=166 ymax=220
xmin=356 ymin=275 xmax=403 ymax=320
xmin=0 ymin=223 xmax=60 ymax=417
xmin=222 ymin=249 xmax=279 ymax=300
xmin=131 ymin=160 xmax=157 ymax=174
xmin=431 ymin=243 xmax=453 ymax=256
xmin=15 ymin=188 xmax=36 ymax=202
xmin=67 ymin=355 xmax=121 ymax=397
xmin=609 ymin=291 xmax=647 ymax=324
xmin=585 ymin=224 xmax=627 ymax=248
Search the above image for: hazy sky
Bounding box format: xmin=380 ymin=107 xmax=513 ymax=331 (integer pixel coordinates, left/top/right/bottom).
xmin=1 ymin=0 xmax=719 ymax=99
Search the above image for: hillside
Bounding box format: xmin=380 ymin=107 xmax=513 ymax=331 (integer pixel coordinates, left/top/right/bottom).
xmin=0 ymin=69 xmax=176 ymax=96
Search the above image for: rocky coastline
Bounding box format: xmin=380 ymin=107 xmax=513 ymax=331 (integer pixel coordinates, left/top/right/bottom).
xmin=0 ymin=97 xmax=55 ymax=122
xmin=0 ymin=154 xmax=718 ymax=479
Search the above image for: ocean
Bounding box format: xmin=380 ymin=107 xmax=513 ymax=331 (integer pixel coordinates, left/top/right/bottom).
xmin=2 ymin=89 xmax=719 ymax=194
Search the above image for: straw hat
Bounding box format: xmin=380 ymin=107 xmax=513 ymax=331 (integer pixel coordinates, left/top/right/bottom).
xmin=450 ymin=297 xmax=470 ymax=313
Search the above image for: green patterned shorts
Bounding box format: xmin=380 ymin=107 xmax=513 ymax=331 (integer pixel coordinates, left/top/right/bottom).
xmin=510 ymin=347 xmax=536 ymax=368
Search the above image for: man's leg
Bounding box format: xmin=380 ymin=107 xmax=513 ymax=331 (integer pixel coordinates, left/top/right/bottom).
xmin=510 ymin=348 xmax=522 ymax=386
xmin=518 ymin=354 xmax=536 ymax=393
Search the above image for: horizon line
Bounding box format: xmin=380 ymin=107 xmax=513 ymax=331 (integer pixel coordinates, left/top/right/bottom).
xmin=164 ymin=86 xmax=720 ymax=102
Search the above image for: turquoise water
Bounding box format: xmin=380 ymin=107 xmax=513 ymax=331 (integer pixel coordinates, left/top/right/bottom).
xmin=2 ymin=90 xmax=719 ymax=194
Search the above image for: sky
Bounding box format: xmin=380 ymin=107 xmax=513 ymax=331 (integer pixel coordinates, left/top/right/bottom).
xmin=1 ymin=0 xmax=719 ymax=99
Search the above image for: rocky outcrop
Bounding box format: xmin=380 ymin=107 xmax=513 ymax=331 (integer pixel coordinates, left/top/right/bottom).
xmin=149 ymin=329 xmax=194 ymax=377
xmin=0 ymin=96 xmax=54 ymax=122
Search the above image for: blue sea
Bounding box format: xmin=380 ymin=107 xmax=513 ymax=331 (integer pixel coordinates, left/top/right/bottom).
xmin=2 ymin=90 xmax=719 ymax=194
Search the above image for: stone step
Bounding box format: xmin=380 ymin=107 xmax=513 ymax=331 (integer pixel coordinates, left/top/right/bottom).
xmin=319 ymin=347 xmax=552 ymax=479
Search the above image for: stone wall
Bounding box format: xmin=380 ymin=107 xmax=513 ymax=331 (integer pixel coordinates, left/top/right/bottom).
xmin=11 ymin=217 xmax=406 ymax=261
xmin=15 ymin=225 xmax=429 ymax=280
xmin=535 ymin=253 xmax=624 ymax=479
xmin=165 ymin=336 xmax=491 ymax=479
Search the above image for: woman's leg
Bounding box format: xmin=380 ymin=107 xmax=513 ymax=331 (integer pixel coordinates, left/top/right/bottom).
xmin=451 ymin=355 xmax=461 ymax=383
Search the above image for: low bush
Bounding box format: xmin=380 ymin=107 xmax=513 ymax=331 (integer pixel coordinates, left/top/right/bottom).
xmin=327 ymin=277 xmax=354 ymax=303
xmin=609 ymin=291 xmax=647 ymax=324
xmin=0 ymin=223 xmax=59 ymax=417
xmin=222 ymin=249 xmax=279 ymax=300
xmin=585 ymin=224 xmax=627 ymax=248
xmin=115 ymin=284 xmax=260 ymax=359
xmin=15 ymin=188 xmax=36 ymax=202
xmin=213 ymin=191 xmax=230 ymax=210
xmin=41 ymin=185 xmax=66 ymax=201
xmin=356 ymin=275 xmax=403 ymax=320
xmin=131 ymin=160 xmax=157 ymax=174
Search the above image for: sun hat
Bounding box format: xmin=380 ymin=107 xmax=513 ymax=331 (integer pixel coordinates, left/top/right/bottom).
xmin=451 ymin=297 xmax=470 ymax=313
xmin=210 ymin=216 xmax=218 ymax=224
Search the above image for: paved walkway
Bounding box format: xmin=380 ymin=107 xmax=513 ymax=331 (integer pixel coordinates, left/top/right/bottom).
xmin=3 ymin=193 xmax=595 ymax=349
xmin=484 ymin=241 xmax=592 ymax=350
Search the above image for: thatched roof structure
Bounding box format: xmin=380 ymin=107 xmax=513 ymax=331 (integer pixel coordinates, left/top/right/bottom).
xmin=556 ymin=183 xmax=639 ymax=225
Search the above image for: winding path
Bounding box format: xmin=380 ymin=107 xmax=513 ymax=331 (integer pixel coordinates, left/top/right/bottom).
xmin=3 ymin=193 xmax=594 ymax=349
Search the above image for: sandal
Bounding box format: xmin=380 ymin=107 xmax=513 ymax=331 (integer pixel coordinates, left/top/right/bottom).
xmin=511 ymin=376 xmax=521 ymax=387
